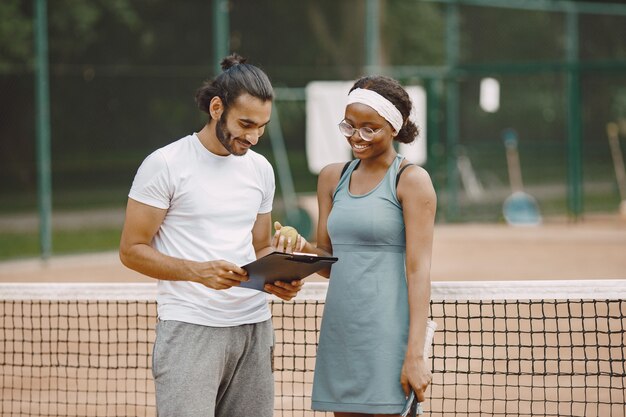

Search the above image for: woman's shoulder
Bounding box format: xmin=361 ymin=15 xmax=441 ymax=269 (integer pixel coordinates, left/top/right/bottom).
xmin=397 ymin=163 xmax=436 ymax=199
xmin=397 ymin=159 xmax=430 ymax=181
xmin=317 ymin=162 xmax=351 ymax=195
xmin=320 ymin=161 xmax=351 ymax=180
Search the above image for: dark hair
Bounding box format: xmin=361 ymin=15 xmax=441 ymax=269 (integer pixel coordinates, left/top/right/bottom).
xmin=349 ymin=75 xmax=419 ymax=144
xmin=195 ymin=53 xmax=274 ymax=114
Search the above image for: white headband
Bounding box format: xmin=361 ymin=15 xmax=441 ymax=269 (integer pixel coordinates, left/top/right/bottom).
xmin=346 ymin=88 xmax=403 ymax=132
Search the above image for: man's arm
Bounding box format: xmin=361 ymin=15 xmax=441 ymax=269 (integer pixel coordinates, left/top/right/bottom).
xmin=251 ymin=211 xmax=276 ymax=259
xmin=119 ymin=198 xmax=249 ymax=290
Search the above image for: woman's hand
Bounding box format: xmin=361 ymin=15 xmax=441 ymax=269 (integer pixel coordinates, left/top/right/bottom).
xmin=400 ymin=356 xmax=432 ymax=402
xmin=272 ymin=221 xmax=306 ymax=253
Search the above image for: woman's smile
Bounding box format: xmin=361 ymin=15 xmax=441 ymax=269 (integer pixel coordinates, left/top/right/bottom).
xmin=351 ymin=142 xmax=371 ymax=151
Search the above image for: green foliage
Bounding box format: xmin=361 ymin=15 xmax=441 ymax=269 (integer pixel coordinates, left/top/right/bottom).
xmin=0 ymin=0 xmax=32 ymax=68
xmin=0 ymin=0 xmax=142 ymax=69
xmin=384 ymin=0 xmax=446 ymax=65
xmin=0 ymin=227 xmax=121 ymax=260
xmin=461 ymin=6 xmax=564 ymax=63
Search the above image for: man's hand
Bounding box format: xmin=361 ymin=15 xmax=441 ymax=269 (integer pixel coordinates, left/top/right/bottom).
xmin=190 ymin=260 xmax=249 ymax=290
xmin=264 ymin=279 xmax=304 ymax=301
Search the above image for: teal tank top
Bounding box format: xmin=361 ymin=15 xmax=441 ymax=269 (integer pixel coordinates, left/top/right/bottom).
xmin=311 ymin=155 xmax=411 ymax=414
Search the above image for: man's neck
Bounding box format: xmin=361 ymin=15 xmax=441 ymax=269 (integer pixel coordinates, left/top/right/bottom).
xmin=196 ymin=123 xmax=229 ymax=156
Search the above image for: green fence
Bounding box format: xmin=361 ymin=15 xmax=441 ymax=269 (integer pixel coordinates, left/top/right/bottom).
xmin=1 ymin=0 xmax=625 ymax=259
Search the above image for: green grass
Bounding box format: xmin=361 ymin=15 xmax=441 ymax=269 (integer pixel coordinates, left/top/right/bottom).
xmin=0 ymin=227 xmax=122 ymax=261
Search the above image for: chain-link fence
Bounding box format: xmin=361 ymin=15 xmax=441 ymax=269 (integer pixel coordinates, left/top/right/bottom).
xmin=1 ymin=0 xmax=625 ymax=258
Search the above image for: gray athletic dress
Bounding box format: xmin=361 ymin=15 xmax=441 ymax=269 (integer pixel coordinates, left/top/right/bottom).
xmin=311 ymin=155 xmax=410 ymax=414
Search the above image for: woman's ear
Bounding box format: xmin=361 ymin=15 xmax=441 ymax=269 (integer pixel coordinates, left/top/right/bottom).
xmin=209 ymin=96 xmax=224 ymax=121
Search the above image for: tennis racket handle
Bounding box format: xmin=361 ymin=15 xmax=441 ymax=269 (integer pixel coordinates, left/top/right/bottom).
xmin=401 ymin=320 xmax=437 ymax=417
xmin=423 ymin=320 xmax=437 ymax=357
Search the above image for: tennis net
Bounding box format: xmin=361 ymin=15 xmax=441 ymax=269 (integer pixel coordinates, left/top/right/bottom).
xmin=1 ymin=280 xmax=625 ymax=417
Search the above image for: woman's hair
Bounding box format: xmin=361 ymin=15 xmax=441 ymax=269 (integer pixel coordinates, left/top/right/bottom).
xmin=195 ymin=53 xmax=274 ymax=114
xmin=349 ymin=75 xmax=419 ymax=144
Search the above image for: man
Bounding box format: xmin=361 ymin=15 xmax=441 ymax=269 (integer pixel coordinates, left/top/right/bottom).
xmin=119 ymin=54 xmax=302 ymax=417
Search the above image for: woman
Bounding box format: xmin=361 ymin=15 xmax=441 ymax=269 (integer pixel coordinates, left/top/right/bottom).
xmin=304 ymin=75 xmax=436 ymax=416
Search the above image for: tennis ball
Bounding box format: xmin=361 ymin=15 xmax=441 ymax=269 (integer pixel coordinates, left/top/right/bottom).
xmin=279 ymin=226 xmax=299 ymax=245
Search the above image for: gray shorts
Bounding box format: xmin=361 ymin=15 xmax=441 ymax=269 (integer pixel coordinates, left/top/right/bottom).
xmin=152 ymin=319 xmax=274 ymax=417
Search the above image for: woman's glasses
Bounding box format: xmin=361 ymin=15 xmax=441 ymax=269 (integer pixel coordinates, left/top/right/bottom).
xmin=338 ymin=121 xmax=383 ymax=142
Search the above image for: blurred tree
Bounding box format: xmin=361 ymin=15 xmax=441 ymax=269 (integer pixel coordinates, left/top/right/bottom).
xmin=230 ymin=0 xmax=366 ymax=83
xmin=0 ymin=0 xmax=142 ymax=69
xmin=383 ymin=0 xmax=446 ymax=66
xmin=0 ymin=0 xmax=32 ymax=69
xmin=0 ymin=0 xmax=143 ymax=197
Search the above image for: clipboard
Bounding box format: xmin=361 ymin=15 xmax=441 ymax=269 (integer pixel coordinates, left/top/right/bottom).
xmin=240 ymin=251 xmax=338 ymax=291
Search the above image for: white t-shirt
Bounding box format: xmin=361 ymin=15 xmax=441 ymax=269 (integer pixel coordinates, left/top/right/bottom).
xmin=129 ymin=134 xmax=275 ymax=326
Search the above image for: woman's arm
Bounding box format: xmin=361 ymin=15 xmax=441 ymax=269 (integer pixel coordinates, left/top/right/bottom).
xmin=252 ymin=211 xmax=304 ymax=301
xmin=397 ymin=164 xmax=437 ymax=402
xmin=296 ymin=163 xmax=344 ymax=278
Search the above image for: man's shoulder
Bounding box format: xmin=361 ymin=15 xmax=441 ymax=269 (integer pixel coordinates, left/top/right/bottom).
xmin=157 ymin=134 xmax=195 ymax=154
xmin=146 ymin=134 xmax=198 ymax=167
xmin=246 ymin=149 xmax=274 ymax=171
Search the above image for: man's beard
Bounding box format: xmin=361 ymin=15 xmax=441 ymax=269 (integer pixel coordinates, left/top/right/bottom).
xmin=216 ymin=114 xmax=248 ymax=156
